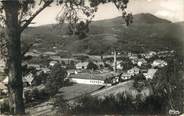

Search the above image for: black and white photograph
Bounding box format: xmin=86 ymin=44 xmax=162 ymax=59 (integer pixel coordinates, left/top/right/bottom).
xmin=0 ymin=0 xmax=184 ymax=115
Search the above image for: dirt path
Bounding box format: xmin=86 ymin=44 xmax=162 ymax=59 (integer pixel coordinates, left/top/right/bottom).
xmin=91 ymin=80 xmax=134 ymax=97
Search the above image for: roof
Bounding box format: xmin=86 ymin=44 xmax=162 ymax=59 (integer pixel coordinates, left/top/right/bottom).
xmin=2 ymin=76 xmax=8 ymax=84
xmin=0 ymin=82 xmax=7 ymax=90
xmin=76 ymin=62 xmax=89 ymax=67
xmin=0 ymin=60 xmax=5 ymax=67
xmin=143 ymin=69 xmax=158 ymax=79
xmin=152 ymin=59 xmax=167 ymax=66
xmin=153 ymin=59 xmax=167 ymax=63
xmin=23 ymin=73 xmax=34 ymax=85
xmin=138 ymin=58 xmax=147 ymax=63
xmin=4 ymin=73 xmax=36 ymax=85
xmin=43 ymin=51 xmax=57 ymax=56
xmin=70 ymin=72 xmax=115 ymax=81
xmin=25 ymin=52 xmax=40 ymax=57
xmin=121 ymin=73 xmax=132 ymax=77
xmin=128 ymin=67 xmax=140 ymax=71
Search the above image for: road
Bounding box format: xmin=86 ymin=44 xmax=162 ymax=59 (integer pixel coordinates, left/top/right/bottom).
xmin=91 ymin=80 xmax=134 ymax=97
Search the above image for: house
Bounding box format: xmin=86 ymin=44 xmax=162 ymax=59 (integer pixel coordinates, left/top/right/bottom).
xmin=95 ymin=61 xmax=105 ymax=69
xmin=120 ymin=73 xmax=132 ymax=81
xmin=40 ymin=67 xmax=50 ymax=73
xmin=0 ymin=82 xmax=7 ymax=94
xmin=143 ymin=69 xmax=158 ymax=80
xmin=152 ymin=59 xmax=167 ymax=68
xmin=69 ymin=72 xmax=115 ymax=86
xmin=127 ymin=67 xmax=140 ymax=76
xmin=144 ymin=51 xmax=156 ymax=59
xmin=137 ymin=58 xmax=147 ymax=67
xmin=67 ymin=69 xmax=78 ymax=77
xmin=4 ymin=73 xmax=35 ymax=87
xmin=131 ymin=58 xmax=139 ymax=65
xmin=50 ymin=56 xmax=62 ymax=62
xmin=0 ymin=59 xmax=5 ymax=72
xmin=116 ymin=61 xmax=123 ymax=70
xmin=59 ymin=58 xmax=78 ymax=65
xmin=24 ymin=51 xmax=40 ymax=57
xmin=149 ymin=51 xmax=157 ymax=56
xmin=27 ymin=64 xmax=41 ymax=70
xmin=43 ymin=51 xmax=57 ymax=56
xmin=23 ymin=73 xmax=34 ymax=86
xmin=75 ymin=62 xmax=89 ymax=69
xmin=128 ymin=53 xmax=138 ymax=60
xmin=49 ymin=60 xmax=58 ymax=67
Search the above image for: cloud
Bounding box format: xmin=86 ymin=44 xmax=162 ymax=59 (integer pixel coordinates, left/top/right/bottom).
xmin=155 ymin=10 xmax=174 ymax=20
xmin=31 ymin=0 xmax=184 ymax=26
xmin=93 ymin=3 xmax=121 ymax=21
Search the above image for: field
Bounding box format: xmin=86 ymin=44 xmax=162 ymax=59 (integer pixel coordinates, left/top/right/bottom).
xmin=58 ymin=84 xmax=104 ymax=100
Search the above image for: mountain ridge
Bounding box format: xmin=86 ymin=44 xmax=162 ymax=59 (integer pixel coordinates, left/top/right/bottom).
xmin=22 ymin=13 xmax=184 ymax=56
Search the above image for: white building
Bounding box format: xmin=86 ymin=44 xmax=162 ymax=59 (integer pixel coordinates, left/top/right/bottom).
xmin=152 ymin=59 xmax=167 ymax=68
xmin=0 ymin=59 xmax=5 ymax=72
xmin=69 ymin=72 xmax=114 ymax=86
xmin=120 ymin=73 xmax=132 ymax=80
xmin=3 ymin=73 xmax=36 ymax=86
xmin=137 ymin=58 xmax=147 ymax=67
xmin=49 ymin=61 xmax=58 ymax=67
xmin=116 ymin=61 xmax=123 ymax=70
xmin=75 ymin=62 xmax=89 ymax=69
xmin=143 ymin=69 xmax=158 ymax=80
xmin=127 ymin=67 xmax=140 ymax=76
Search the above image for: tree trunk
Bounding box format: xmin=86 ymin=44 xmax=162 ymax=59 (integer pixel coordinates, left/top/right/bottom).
xmin=3 ymin=1 xmax=25 ymax=114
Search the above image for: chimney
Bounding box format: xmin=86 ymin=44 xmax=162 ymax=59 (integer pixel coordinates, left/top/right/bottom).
xmin=113 ymin=49 xmax=117 ymax=72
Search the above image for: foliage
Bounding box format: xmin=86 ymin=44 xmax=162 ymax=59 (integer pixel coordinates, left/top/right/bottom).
xmin=61 ymin=93 xmax=169 ymax=115
xmin=45 ymin=64 xmax=67 ymax=96
xmin=120 ymin=58 xmax=134 ymax=71
xmin=0 ymin=98 xmax=10 ymax=114
xmin=0 ymin=0 xmax=131 ymax=114
xmin=151 ymin=56 xmax=184 ymax=112
xmin=31 ymin=71 xmax=48 ymax=86
xmin=104 ymin=63 xmax=113 ymax=71
xmin=137 ymin=95 xmax=169 ymax=114
xmin=87 ymin=61 xmax=98 ymax=70
xmin=133 ymin=74 xmax=146 ymax=92
xmin=55 ymin=0 xmax=132 ymax=39
xmin=71 ymin=95 xmax=134 ymax=114
xmin=31 ymin=88 xmax=40 ymax=100
xmin=24 ymin=87 xmax=48 ymax=104
xmin=53 ymin=95 xmax=70 ymax=114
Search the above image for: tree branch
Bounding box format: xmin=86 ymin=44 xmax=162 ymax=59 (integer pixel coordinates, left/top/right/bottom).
xmin=20 ymin=0 xmax=53 ymax=33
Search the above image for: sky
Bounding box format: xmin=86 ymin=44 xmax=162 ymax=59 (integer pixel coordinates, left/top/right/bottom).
xmin=32 ymin=0 xmax=184 ymax=26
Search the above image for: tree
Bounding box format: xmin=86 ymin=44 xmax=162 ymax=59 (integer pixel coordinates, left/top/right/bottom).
xmin=87 ymin=61 xmax=98 ymax=70
xmin=0 ymin=0 xmax=131 ymax=114
xmin=45 ymin=64 xmax=67 ymax=96
xmin=151 ymin=57 xmax=184 ymax=113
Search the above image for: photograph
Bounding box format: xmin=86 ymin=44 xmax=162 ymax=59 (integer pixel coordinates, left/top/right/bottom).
xmin=0 ymin=0 xmax=184 ymax=115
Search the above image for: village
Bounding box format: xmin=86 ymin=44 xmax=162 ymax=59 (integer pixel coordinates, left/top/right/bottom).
xmin=0 ymin=47 xmax=176 ymax=113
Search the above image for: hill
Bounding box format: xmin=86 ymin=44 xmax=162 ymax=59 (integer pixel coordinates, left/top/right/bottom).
xmin=22 ymin=13 xmax=184 ymax=56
